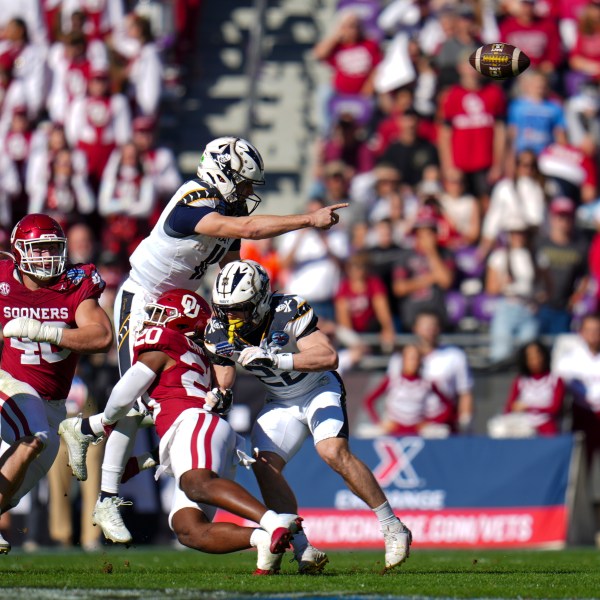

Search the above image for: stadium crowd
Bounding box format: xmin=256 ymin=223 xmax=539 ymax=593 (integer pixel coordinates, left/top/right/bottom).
xmin=0 ymin=0 xmax=599 ymax=552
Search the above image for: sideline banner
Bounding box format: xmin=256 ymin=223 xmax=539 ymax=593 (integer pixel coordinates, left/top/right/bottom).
xmin=220 ymin=435 xmax=575 ymax=549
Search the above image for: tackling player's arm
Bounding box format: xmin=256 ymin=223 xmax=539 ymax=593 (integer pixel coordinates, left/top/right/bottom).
xmin=195 ymin=203 xmax=348 ymax=240
xmin=102 ymin=349 xmax=171 ymax=425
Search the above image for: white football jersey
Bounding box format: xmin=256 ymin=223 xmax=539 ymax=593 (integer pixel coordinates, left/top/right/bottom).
xmin=128 ymin=178 xmax=237 ymax=296
xmin=204 ymin=294 xmax=338 ymax=400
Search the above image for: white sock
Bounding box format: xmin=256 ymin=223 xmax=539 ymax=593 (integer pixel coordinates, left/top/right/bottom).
xmin=374 ymin=501 xmax=398 ymax=527
xmin=89 ymin=414 xmax=105 ymax=437
xmin=259 ymin=510 xmax=280 ymax=535
xmin=250 ymin=528 xmax=266 ymax=548
xmin=291 ymin=530 xmax=309 ymax=557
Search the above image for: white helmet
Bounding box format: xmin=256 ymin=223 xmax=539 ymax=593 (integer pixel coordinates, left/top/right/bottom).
xmin=212 ymin=260 xmax=271 ymax=335
xmin=197 ymin=137 xmax=265 ymax=212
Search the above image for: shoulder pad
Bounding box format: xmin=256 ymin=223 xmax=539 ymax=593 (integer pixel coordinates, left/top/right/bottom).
xmin=178 ymin=179 xmax=223 ymax=206
xmin=62 ymin=263 xmax=105 ymax=291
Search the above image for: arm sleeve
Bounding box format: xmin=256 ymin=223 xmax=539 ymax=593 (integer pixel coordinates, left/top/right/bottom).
xmin=103 ymin=361 xmax=157 ymax=424
xmin=167 ymin=203 xmax=216 ymax=236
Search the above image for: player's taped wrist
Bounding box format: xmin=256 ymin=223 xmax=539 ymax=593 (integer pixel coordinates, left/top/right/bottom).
xmin=274 ymin=353 xmax=294 ymax=371
xmin=39 ymin=324 xmax=63 ymax=345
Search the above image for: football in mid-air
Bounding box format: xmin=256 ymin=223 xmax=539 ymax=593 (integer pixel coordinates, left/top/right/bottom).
xmin=468 ymin=43 xmax=530 ymax=80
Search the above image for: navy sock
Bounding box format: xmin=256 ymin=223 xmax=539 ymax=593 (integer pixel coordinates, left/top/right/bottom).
xmin=80 ymin=418 xmax=94 ymax=436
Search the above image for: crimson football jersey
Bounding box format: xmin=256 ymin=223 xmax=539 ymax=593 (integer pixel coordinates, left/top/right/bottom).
xmin=0 ymin=259 xmax=105 ymax=401
xmin=132 ymin=326 xmax=212 ymax=438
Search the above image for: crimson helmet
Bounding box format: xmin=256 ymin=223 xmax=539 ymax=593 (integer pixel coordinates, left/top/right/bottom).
xmin=10 ymin=214 xmax=67 ymax=280
xmin=144 ymin=289 xmax=211 ymax=338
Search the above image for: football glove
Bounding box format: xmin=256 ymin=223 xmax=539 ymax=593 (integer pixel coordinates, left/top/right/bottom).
xmin=204 ymin=387 xmax=233 ymax=416
xmin=238 ymin=346 xmax=294 ymax=370
xmin=3 ymin=317 xmax=63 ymax=345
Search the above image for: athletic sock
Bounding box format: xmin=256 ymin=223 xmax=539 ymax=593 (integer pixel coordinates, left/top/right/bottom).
xmin=291 ymin=530 xmax=309 ymax=557
xmin=374 ymin=501 xmax=398 ymax=528
xmin=99 ymin=491 xmax=118 ymax=502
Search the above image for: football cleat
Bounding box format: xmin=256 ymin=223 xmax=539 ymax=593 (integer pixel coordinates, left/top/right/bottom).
xmin=269 ymin=514 xmax=303 ymax=554
xmin=92 ymin=497 xmax=133 ymax=544
xmin=58 ymin=416 xmax=101 ymax=481
xmin=0 ymin=531 xmax=11 ymax=554
xmin=383 ymin=519 xmax=412 ymax=570
xmin=295 ymin=544 xmax=329 ymax=574
xmin=253 ymin=529 xmax=284 ymax=576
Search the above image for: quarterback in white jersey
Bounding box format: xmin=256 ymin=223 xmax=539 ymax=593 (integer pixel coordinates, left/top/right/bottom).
xmin=87 ymin=136 xmax=348 ymax=545
xmin=204 ymin=260 xmax=412 ymax=573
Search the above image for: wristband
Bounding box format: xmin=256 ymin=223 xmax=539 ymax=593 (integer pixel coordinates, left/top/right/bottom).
xmin=275 ymin=353 xmax=294 ymax=371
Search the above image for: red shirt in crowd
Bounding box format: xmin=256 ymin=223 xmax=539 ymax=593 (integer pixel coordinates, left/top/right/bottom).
xmin=441 ymin=84 xmax=506 ymax=172
xmin=326 ymin=38 xmax=382 ymax=95
xmin=499 ymin=16 xmax=562 ymax=68
xmin=335 ymin=274 xmax=387 ymax=332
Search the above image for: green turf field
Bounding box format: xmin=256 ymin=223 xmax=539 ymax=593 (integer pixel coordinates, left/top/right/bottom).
xmin=1 ymin=547 xmax=599 ymax=598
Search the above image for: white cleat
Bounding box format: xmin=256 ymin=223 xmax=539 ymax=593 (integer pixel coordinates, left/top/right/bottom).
xmin=92 ymin=497 xmax=133 ymax=544
xmin=295 ymin=544 xmax=329 ymax=574
xmin=383 ymin=519 xmax=412 ymax=570
xmin=58 ymin=416 xmax=101 ymax=481
xmin=253 ymin=529 xmax=284 ymax=576
xmin=0 ymin=531 xmax=11 ymax=555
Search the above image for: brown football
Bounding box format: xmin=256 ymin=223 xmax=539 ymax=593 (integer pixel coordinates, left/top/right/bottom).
xmin=469 ymin=43 xmax=530 ymax=80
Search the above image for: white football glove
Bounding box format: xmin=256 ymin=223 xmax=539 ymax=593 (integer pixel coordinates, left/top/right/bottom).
xmin=3 ymin=317 xmax=63 ymax=345
xmin=238 ymin=346 xmax=276 ymax=368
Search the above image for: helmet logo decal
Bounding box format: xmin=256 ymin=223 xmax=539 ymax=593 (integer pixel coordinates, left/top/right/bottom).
xmin=182 ymin=294 xmax=201 ymax=318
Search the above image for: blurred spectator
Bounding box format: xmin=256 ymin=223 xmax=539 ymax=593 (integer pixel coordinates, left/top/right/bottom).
xmin=66 ymin=66 xmax=132 ymax=190
xmin=60 ymin=0 xmax=124 ymax=41
xmin=378 ymin=107 xmax=439 ymax=187
xmin=363 ymin=344 xmax=453 ymax=437
xmin=499 ymin=0 xmax=562 ymax=76
xmin=564 ymin=81 xmax=600 ymax=153
xmin=555 ymin=313 xmax=600 ymax=546
xmin=0 ymin=56 xmax=26 ymax=141
xmin=240 ymin=238 xmax=282 ymax=291
xmin=98 ymin=141 xmax=156 ymax=260
xmin=507 ymin=70 xmax=567 ymax=165
xmin=28 ymin=147 xmax=95 ymax=229
xmin=334 ymin=251 xmax=396 ymax=353
xmin=131 ymin=115 xmax=181 ymax=201
xmin=313 ymin=8 xmax=382 ymax=133
xmin=279 ymin=198 xmax=350 ymax=322
xmin=536 ymin=196 xmax=590 ymax=334
xmin=46 ymin=31 xmax=109 ymax=124
xmin=0 ymin=149 xmax=19 ymax=228
xmin=314 ymin=160 xmax=354 ymax=228
xmin=3 ymin=105 xmax=34 ymax=223
xmin=486 ymin=215 xmax=548 ymax=363
xmin=438 ymin=57 xmax=506 ymax=204
xmin=110 ymin=12 xmax=162 ymax=118
xmin=67 ymin=221 xmax=98 ymax=264
xmin=0 ymin=18 xmax=46 ymax=118
xmin=432 ymin=4 xmax=480 ymax=92
xmin=392 ymin=206 xmax=455 ymax=331
xmin=412 ymin=310 xmax=474 ymax=433
xmin=555 ymin=313 xmax=600 ymax=470
xmin=480 ymin=149 xmax=545 ymax=258
xmin=537 ymin=138 xmax=597 ymax=203
xmin=316 ymin=112 xmax=374 ymax=182
xmin=438 ymin=168 xmax=481 ymax=249
xmin=0 ymin=0 xmax=47 ymax=47
xmin=567 ymin=1 xmax=600 ymax=95
xmin=499 ymin=340 xmax=565 ymax=436
xmin=26 ymin=122 xmax=88 ymax=200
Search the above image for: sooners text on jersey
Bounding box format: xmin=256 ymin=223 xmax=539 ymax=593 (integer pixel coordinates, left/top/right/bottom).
xmin=132 ymin=326 xmax=212 ymax=438
xmin=0 ymin=259 xmax=105 ymax=400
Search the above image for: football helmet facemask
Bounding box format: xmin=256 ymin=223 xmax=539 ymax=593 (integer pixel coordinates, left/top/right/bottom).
xmin=11 ymin=214 xmax=67 ymax=280
xmin=144 ymin=289 xmax=211 ymax=339
xmin=212 ymin=260 xmax=271 ymax=336
xmin=196 ymin=137 xmax=265 ymax=214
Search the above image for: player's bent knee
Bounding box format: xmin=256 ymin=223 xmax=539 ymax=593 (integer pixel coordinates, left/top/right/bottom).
xmin=16 ymin=435 xmax=45 ymax=459
xmin=172 ymin=507 xmax=210 ymax=551
xmin=316 ymin=438 xmax=352 ymax=471
xmin=180 ymin=469 xmax=215 ymax=504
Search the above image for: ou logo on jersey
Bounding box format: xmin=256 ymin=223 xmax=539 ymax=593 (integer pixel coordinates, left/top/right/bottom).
xmin=182 ymin=294 xmax=202 ymax=318
xmin=372 ymin=437 xmax=425 ymax=489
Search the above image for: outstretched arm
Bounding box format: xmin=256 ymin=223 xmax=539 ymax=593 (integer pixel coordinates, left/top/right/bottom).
xmin=195 ymin=204 xmax=348 ymax=239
